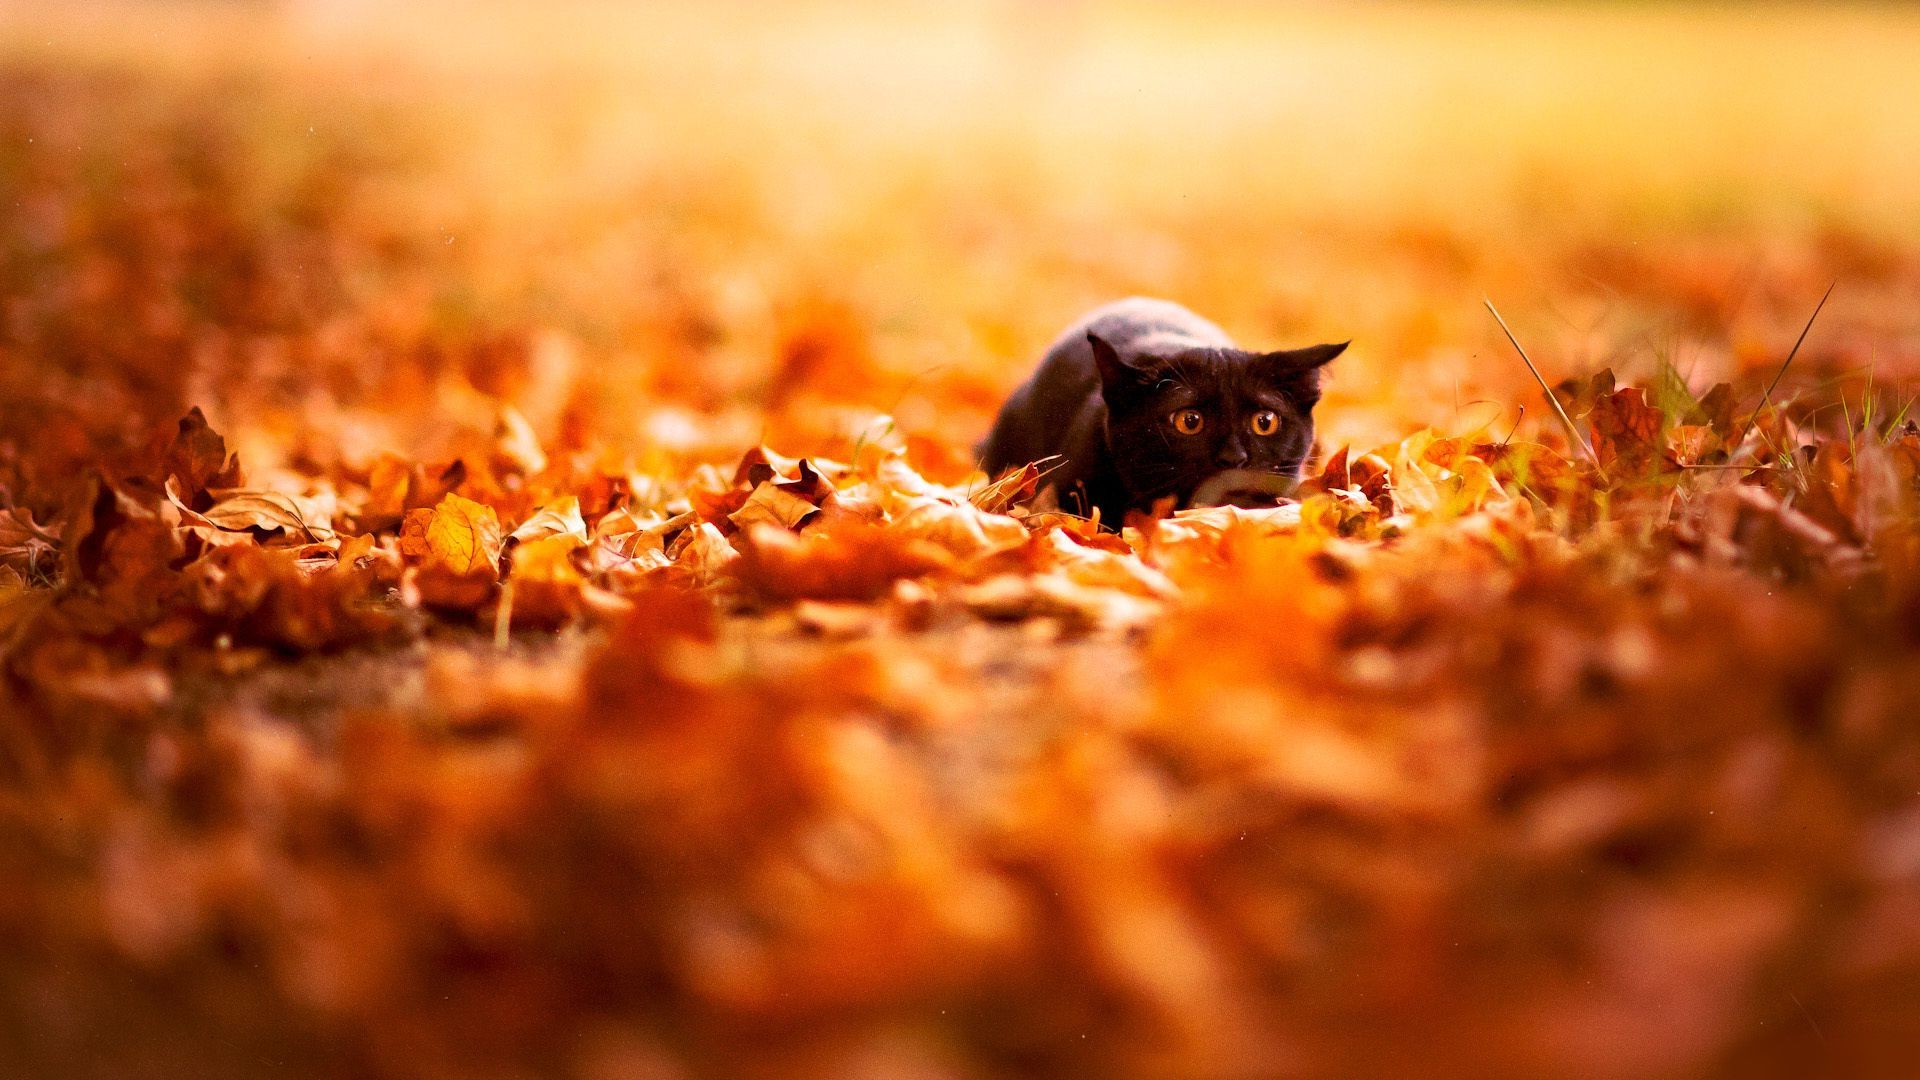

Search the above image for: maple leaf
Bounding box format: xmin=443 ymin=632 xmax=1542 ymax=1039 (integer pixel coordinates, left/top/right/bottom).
xmin=1792 ymin=439 xmax=1862 ymax=544
xmin=1713 ymin=483 xmax=1862 ymax=577
xmin=1348 ymin=452 xmax=1395 ymax=512
xmin=1039 ymin=528 xmax=1176 ymax=598
xmin=182 ymin=540 xmax=404 ymax=650
xmin=968 ymin=461 xmax=1045 ymax=514
xmin=1588 ymin=387 xmax=1675 ymax=477
xmin=55 ymin=476 xmax=183 ymax=623
xmin=409 ymin=460 xmax=471 ymax=512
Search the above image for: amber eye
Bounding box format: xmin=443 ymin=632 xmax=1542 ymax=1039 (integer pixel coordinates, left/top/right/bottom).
xmin=1250 ymin=411 xmax=1280 ymax=437
xmin=1170 ymin=409 xmax=1205 ymax=435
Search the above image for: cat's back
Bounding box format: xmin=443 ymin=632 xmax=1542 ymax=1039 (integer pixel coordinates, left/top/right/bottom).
xmin=1061 ymin=296 xmax=1235 ymax=359
xmin=1021 ymin=297 xmax=1233 ymax=404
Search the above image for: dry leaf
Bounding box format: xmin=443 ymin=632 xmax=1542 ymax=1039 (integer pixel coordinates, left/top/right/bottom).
xmin=201 ymin=490 xmax=332 ymax=540
xmin=728 ymin=482 xmax=822 ymax=532
xmin=510 ymin=496 xmax=589 ymax=545
xmin=403 ymin=494 xmax=503 ymax=576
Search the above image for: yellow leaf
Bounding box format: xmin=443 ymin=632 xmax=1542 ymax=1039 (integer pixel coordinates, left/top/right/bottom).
xmin=405 ymin=494 xmax=502 ymax=576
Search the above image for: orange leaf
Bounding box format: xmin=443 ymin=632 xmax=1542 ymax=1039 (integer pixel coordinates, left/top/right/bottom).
xmin=201 ymin=490 xmax=330 ymax=540
xmin=728 ymin=482 xmax=821 ymax=532
xmin=430 ymin=494 xmax=502 ymax=575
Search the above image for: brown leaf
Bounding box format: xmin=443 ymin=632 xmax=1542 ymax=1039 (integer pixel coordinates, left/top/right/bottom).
xmin=970 ymin=460 xmax=1045 ymax=514
xmin=161 ymin=406 xmax=241 ymax=502
xmin=670 ymin=521 xmax=741 ymax=586
xmin=1298 ymin=445 xmax=1352 ymax=496
xmin=1589 ymin=387 xmax=1672 ymax=476
xmin=1794 ymin=439 xmax=1862 ymax=544
xmin=1552 ymin=368 xmax=1617 ymax=421
xmin=1692 ymin=382 xmax=1738 ymax=435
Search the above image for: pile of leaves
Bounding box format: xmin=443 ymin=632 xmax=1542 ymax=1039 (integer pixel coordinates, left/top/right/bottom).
xmin=6 ymin=357 xmax=1920 ymax=1078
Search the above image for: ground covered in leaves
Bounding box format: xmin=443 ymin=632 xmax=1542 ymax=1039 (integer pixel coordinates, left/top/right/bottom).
xmin=6 ymin=3 xmax=1920 ymax=1078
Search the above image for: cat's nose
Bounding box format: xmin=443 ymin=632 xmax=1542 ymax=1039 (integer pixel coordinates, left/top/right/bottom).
xmin=1215 ymin=439 xmax=1250 ymax=468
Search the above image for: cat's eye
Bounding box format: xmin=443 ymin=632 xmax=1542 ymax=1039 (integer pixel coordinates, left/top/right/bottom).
xmin=1250 ymin=411 xmax=1280 ymax=437
xmin=1170 ymin=409 xmax=1205 ymax=435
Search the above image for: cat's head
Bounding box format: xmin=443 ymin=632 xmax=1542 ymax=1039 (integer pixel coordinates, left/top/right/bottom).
xmin=1090 ymin=331 xmax=1346 ymax=510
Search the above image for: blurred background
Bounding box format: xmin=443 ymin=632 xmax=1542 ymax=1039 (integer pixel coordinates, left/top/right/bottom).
xmin=4 ymin=0 xmax=1919 ymax=483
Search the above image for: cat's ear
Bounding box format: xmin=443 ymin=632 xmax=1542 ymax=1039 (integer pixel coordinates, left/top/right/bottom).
xmin=1262 ymin=341 xmax=1349 ymax=371
xmin=1089 ymin=331 xmax=1150 ymax=390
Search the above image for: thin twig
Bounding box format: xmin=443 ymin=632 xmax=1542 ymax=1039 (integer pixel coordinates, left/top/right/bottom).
xmin=1485 ymin=298 xmax=1606 ymax=478
xmin=1735 ymin=280 xmax=1836 ymax=448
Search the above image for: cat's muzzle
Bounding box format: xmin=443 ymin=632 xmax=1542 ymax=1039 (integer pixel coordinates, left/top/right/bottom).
xmin=1189 ymin=468 xmax=1299 ymax=509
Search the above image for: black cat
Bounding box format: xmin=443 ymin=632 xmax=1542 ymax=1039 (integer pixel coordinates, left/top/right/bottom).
xmin=979 ymin=298 xmax=1346 ymax=527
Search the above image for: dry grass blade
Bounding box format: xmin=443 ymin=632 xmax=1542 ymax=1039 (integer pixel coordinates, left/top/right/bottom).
xmin=1736 ymin=279 xmax=1837 ymax=451
xmin=1485 ymin=298 xmax=1606 ymax=478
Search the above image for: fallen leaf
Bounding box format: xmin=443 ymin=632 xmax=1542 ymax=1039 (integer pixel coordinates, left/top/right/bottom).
xmin=728 ymin=482 xmax=822 ymax=532
xmin=403 ymin=494 xmax=503 ymax=576
xmin=160 ymin=406 xmax=241 ymax=501
xmin=201 ymin=490 xmax=332 ymax=541
xmin=509 ymin=496 xmax=588 ymax=545
xmin=1589 ymin=387 xmax=1674 ymax=476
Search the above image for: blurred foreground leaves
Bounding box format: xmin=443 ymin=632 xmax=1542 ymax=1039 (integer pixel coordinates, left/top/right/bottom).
xmin=5 ymin=371 xmax=1920 ymax=1078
